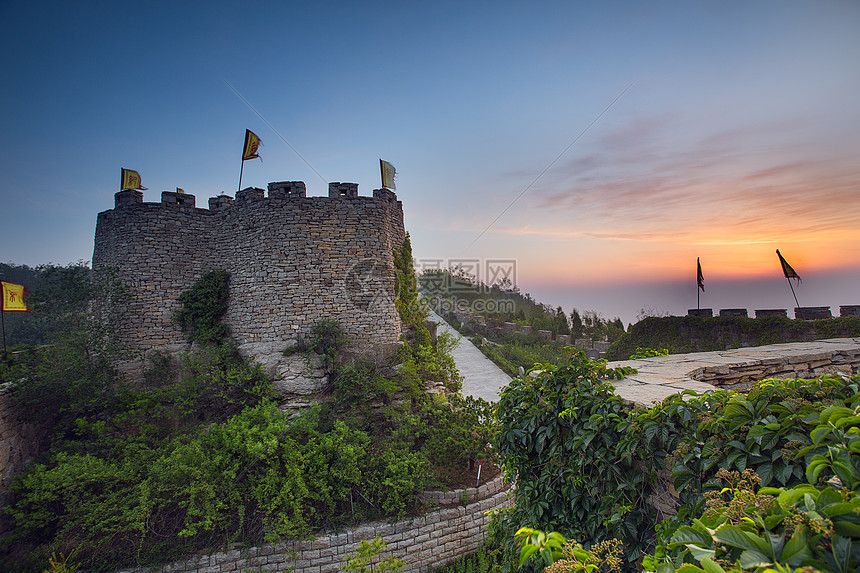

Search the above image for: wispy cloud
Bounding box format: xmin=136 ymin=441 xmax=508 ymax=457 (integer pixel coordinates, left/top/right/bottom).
xmin=478 ymin=116 xmax=860 ymax=248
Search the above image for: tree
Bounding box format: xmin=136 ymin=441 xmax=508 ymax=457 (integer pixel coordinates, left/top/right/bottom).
xmin=569 ymin=309 xmax=584 ymax=339
xmin=555 ymin=306 xmax=570 ymax=336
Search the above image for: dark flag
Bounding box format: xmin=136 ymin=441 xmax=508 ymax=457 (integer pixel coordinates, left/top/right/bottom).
xmin=697 ymin=258 xmax=704 ymax=292
xmin=776 ymin=249 xmax=801 ymax=284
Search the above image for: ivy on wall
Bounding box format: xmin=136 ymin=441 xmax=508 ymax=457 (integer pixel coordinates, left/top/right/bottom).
xmin=174 ymin=269 xmax=230 ymax=344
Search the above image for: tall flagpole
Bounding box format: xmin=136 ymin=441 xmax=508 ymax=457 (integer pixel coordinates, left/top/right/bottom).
xmin=786 ymin=276 xmax=800 ymax=309
xmin=237 ymin=159 xmax=245 ymax=194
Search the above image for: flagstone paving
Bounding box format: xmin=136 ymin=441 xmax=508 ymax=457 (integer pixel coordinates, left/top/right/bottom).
xmin=606 ymin=337 xmax=860 ymax=408
xmin=428 ymin=310 xmax=512 ymax=403
xmin=429 ymin=309 xmax=860 ymax=409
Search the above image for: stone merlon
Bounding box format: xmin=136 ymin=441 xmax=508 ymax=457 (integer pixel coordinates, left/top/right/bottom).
xmin=93 ymin=181 xmax=406 ymax=358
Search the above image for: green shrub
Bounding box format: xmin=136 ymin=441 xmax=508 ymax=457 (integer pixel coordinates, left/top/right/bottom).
xmin=433 ymin=545 xmax=502 ymax=572
xmin=492 ymin=350 xmax=859 ymax=569
xmin=174 ymin=269 xmax=230 ymax=344
xmin=286 ymin=317 xmax=349 ymax=374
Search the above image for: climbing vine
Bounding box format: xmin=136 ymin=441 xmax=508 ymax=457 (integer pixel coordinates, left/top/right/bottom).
xmin=174 ymin=269 xmax=230 ymax=344
xmin=493 ymin=353 xmax=860 ymax=570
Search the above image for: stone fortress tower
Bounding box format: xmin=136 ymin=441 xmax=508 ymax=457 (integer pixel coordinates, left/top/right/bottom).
xmin=93 ymin=181 xmax=406 ymax=398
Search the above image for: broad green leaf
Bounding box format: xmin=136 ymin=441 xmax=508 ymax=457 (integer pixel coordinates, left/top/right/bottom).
xmin=833 ymin=520 xmax=860 ymax=537
xmin=831 ymin=535 xmax=851 ymax=573
xmin=811 ymin=426 xmax=834 ymax=446
xmin=816 ymin=486 xmax=843 ymax=508
xmin=806 ymin=459 xmax=827 ymax=484
xmin=778 ymin=484 xmax=818 ymax=506
xmin=820 ymin=406 xmax=854 ymax=425
xmin=821 ymin=502 xmax=858 ymax=518
xmin=781 ymin=527 xmax=812 ymax=565
xmin=671 ymin=526 xmax=714 ymax=547
xmin=834 ymin=415 xmax=860 ymax=429
xmin=738 ymin=549 xmax=772 ymax=569
xmin=700 ymin=557 xmax=726 ymax=573
xmin=684 ymin=544 xmax=716 ymax=562
xmin=713 ymin=524 xmax=762 ymax=553
xmin=519 ymin=543 xmax=539 ymax=567
xmin=676 ymin=564 xmax=706 ymax=573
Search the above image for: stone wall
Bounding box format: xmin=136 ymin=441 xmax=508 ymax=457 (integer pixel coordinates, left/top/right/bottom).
xmin=117 ymin=473 xmax=513 ymax=573
xmin=93 ymin=183 xmax=405 ymax=370
xmin=690 ymin=346 xmax=860 ymax=389
xmin=0 ymin=383 xmax=47 ymax=537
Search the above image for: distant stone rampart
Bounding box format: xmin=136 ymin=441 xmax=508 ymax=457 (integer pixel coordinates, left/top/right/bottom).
xmin=92 ymin=182 xmax=405 ymax=365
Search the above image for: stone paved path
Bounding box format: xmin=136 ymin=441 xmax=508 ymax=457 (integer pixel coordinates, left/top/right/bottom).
xmin=428 ymin=310 xmax=512 ymax=403
xmin=429 ymin=309 xmax=859 ymax=410
xmin=606 ymin=337 xmax=860 ymax=408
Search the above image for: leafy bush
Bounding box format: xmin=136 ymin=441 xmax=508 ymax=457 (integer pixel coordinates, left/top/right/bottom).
xmin=476 ymin=335 xmax=574 ymax=377
xmin=174 ymin=269 xmax=230 ymax=344
xmin=629 ymin=347 xmax=669 ymax=360
xmin=493 ymin=350 xmax=859 ymax=569
xmin=433 ymin=545 xmax=503 ymax=573
xmin=644 ymin=402 xmax=860 ymax=573
xmin=286 ymin=317 xmax=349 ymax=374
xmin=344 ymin=536 xmax=404 ymax=573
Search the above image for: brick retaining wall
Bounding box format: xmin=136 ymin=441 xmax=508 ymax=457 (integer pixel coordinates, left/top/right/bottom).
xmin=117 ymin=473 xmax=513 ymax=573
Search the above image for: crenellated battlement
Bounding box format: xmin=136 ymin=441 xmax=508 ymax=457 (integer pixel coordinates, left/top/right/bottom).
xmin=93 ymin=181 xmax=406 ymax=370
xmin=112 ymin=181 xmax=402 ymax=211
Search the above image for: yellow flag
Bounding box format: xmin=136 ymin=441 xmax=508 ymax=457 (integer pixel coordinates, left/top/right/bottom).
xmin=380 ymin=159 xmax=396 ymax=190
xmin=242 ymin=129 xmax=262 ymax=161
xmin=121 ymin=168 xmax=147 ymax=191
xmin=1 ymin=281 xmax=28 ymax=312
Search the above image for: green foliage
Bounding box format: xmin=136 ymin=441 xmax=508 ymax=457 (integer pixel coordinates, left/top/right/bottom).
xmin=476 ymin=335 xmax=574 ymax=377
xmin=606 ymin=316 xmax=860 ymax=361
xmin=493 ymin=354 xmax=859 ymax=570
xmin=2 ymin=241 xmax=498 ymax=571
xmin=397 ymin=331 xmax=463 ymax=393
xmin=174 ymin=269 xmax=230 ymax=344
xmin=646 ymin=445 xmax=860 ymax=573
xmin=515 ymin=527 xmax=624 ymax=573
xmin=423 ymin=394 xmax=497 ymax=480
xmin=287 ymin=318 xmax=349 ymax=373
xmin=432 ymin=545 xmax=502 ymax=573
xmin=494 ymin=352 xmax=643 ymax=563
xmin=629 ymin=347 xmax=670 ymax=360
xmin=5 ymin=266 xmax=128 ymax=446
xmin=516 ymin=527 xmax=568 ymax=567
xmin=343 ymin=536 xmax=404 ymax=573
xmin=394 ymin=233 xmax=420 ymax=322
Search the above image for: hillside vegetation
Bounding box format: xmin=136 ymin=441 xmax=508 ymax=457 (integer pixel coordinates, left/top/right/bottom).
xmin=0 ymin=241 xmax=497 ymax=573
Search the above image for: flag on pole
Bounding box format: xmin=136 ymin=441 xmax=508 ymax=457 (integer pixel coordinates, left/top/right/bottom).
xmin=776 ymin=249 xmax=801 ymax=284
xmin=176 ymin=188 xmax=185 ymax=194
xmin=1 ymin=281 xmax=28 ymax=312
xmin=120 ymin=168 xmax=147 ymax=191
xmin=697 ymin=258 xmax=704 ymax=292
xmin=380 ymin=159 xmax=396 ymax=190
xmin=242 ymin=129 xmax=262 ymax=161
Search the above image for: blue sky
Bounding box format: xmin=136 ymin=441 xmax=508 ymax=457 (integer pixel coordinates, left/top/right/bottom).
xmin=2 ymin=1 xmax=859 ymax=324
